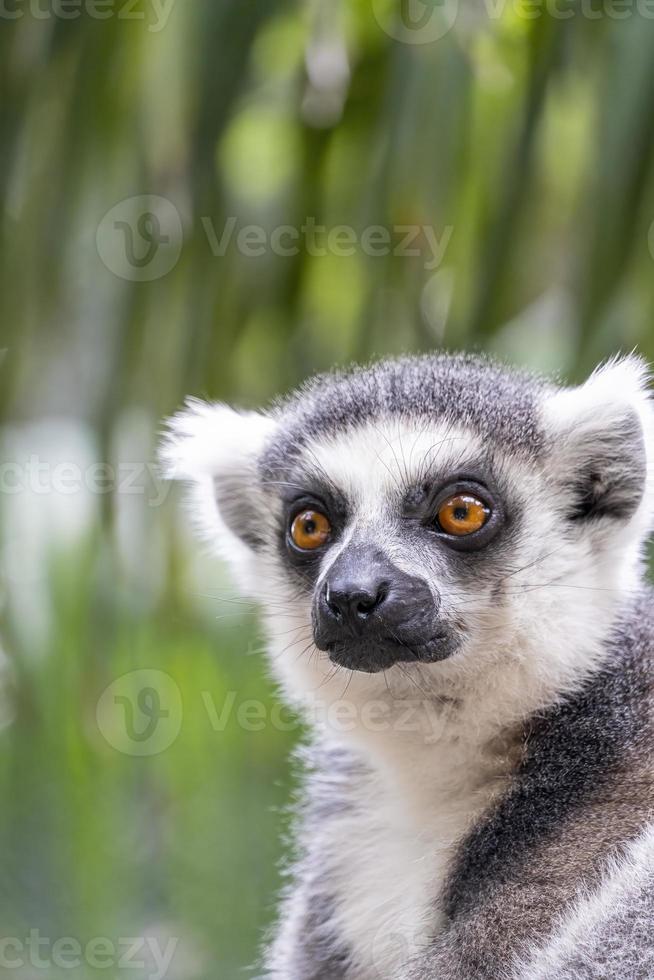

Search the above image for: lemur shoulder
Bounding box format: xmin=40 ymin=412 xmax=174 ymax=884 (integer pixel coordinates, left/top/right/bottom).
xmin=163 ymin=352 xmax=654 ymax=979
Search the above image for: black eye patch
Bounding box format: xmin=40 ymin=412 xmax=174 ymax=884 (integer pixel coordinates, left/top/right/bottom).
xmin=266 ymin=477 xmax=349 ymax=585
xmin=402 ymin=467 xmax=508 ymax=553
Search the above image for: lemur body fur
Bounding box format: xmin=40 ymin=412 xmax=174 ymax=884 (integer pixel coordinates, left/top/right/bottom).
xmin=163 ymin=353 xmax=654 ymax=979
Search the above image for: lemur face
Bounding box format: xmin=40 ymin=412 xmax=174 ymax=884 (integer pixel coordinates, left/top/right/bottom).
xmin=262 ymin=419 xmax=513 ymax=674
xmin=164 ymin=354 xmax=653 ymax=700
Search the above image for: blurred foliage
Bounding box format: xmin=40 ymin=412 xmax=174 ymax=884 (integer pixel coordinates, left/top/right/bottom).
xmin=1 ymin=0 xmax=654 ymax=976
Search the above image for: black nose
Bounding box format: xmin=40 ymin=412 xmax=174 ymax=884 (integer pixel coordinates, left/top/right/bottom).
xmin=312 ymin=545 xmax=445 ymax=671
xmin=324 ymin=579 xmax=388 ymax=630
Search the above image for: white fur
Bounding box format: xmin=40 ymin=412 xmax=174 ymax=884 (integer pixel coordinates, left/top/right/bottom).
xmin=160 ymin=399 xmax=277 ymax=589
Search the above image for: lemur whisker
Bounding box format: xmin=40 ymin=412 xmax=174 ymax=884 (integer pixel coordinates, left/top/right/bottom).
xmin=197 ymin=589 xmax=309 ymax=609
xmin=339 ymin=668 xmax=355 ymax=701
xmin=316 ymin=663 xmax=343 ymax=690
xmin=415 ymin=431 xmax=465 ymax=486
xmin=191 ymin=592 xmax=259 ymax=606
xmin=407 ymin=417 xmax=432 ymax=478
xmin=369 ymin=420 xmax=409 ymax=491
xmin=394 ymin=662 xmax=434 ymax=701
xmin=262 ymin=480 xmax=316 ymax=493
xmin=289 ymin=567 xmax=321 ymax=594
xmin=301 ymin=443 xmax=342 ymax=498
xmin=212 ymin=612 xmax=261 ymax=622
xmin=266 ymin=623 xmax=313 ymax=639
xmin=498 ymin=542 xmax=572 ymax=581
xmin=517 ymin=583 xmax=645 ymax=594
xmin=395 ymin=418 xmax=411 ymax=489
xmin=362 ymin=421 xmax=405 ymax=492
xmin=285 ymin=640 xmax=316 ymax=666
xmin=266 ymin=635 xmax=314 ymax=664
xmin=373 ymin=446 xmax=405 ymax=493
xmin=193 ymin=591 xmax=301 ymax=609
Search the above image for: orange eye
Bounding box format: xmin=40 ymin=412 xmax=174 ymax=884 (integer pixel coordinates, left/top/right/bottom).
xmin=290 ymin=510 xmax=332 ymax=551
xmin=437 ymin=494 xmax=490 ymax=536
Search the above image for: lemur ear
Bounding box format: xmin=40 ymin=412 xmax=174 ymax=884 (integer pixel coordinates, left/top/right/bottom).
xmin=543 ymin=356 xmax=653 ymax=523
xmin=160 ymin=399 xmax=276 ymax=553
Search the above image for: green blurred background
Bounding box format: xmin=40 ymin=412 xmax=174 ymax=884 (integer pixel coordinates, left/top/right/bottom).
xmin=2 ymin=0 xmax=654 ymax=977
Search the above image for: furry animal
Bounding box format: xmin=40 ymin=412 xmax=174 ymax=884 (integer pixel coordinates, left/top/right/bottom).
xmin=162 ymin=352 xmax=654 ymax=979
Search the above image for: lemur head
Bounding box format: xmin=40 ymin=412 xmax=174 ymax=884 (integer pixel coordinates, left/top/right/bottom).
xmin=163 ymin=354 xmax=653 ymax=711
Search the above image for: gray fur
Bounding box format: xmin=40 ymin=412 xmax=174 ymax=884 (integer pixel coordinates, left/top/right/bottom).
xmin=533 ymin=871 xmax=654 ymax=979
xmin=261 ymin=353 xmax=551 ymax=481
xmin=264 ymin=744 xmax=363 ymax=978
xmin=558 ymin=406 xmax=647 ymax=522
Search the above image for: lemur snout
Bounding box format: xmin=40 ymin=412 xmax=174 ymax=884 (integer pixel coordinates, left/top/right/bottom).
xmin=313 ymin=546 xmax=451 ymax=672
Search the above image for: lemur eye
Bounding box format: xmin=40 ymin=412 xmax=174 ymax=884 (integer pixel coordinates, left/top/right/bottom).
xmin=290 ymin=510 xmax=331 ymax=551
xmin=437 ymin=494 xmax=490 ymax=536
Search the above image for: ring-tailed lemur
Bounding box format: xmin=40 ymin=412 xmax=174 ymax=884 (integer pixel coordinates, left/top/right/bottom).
xmin=162 ymin=353 xmax=654 ymax=979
